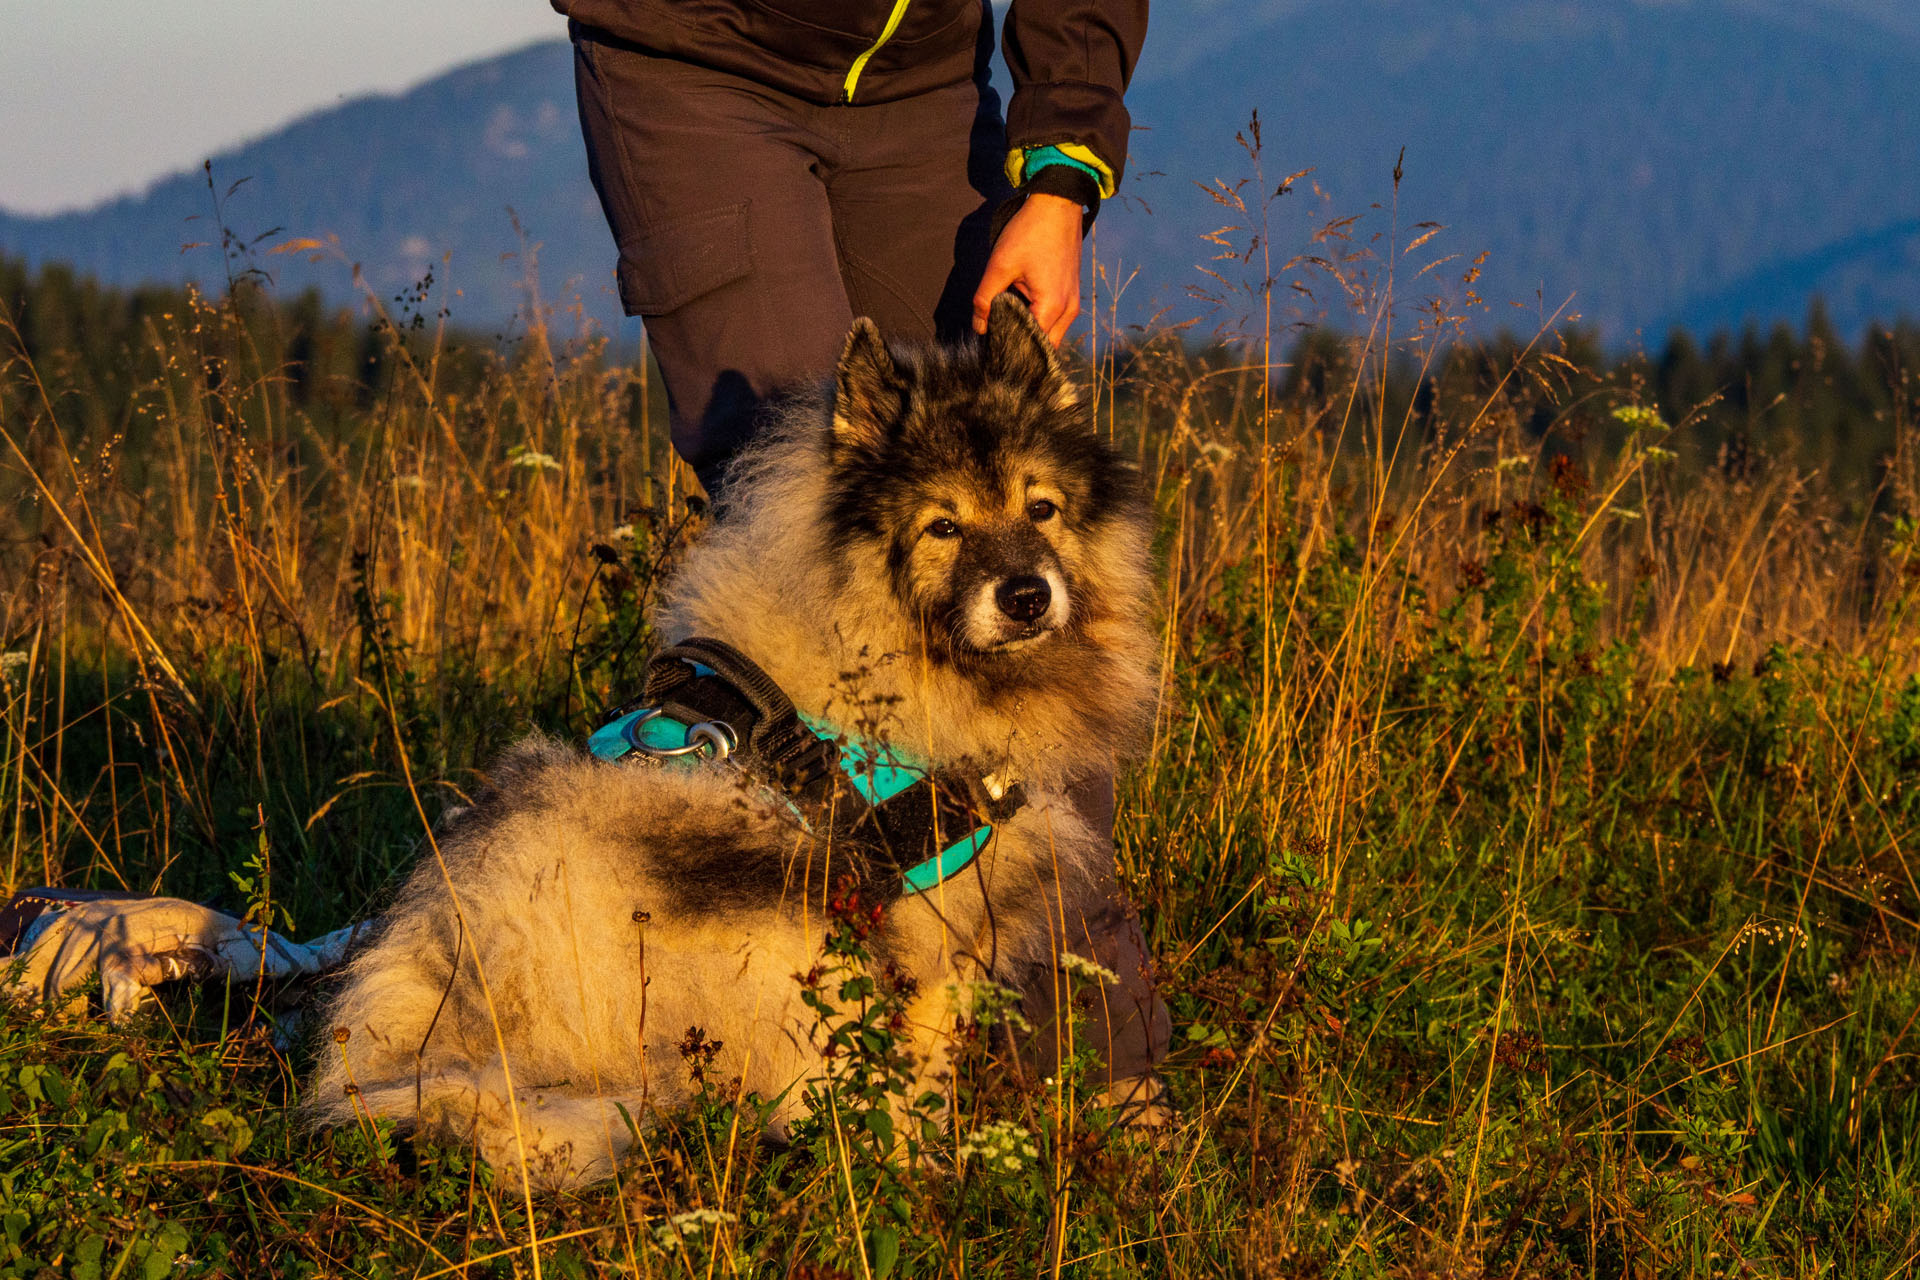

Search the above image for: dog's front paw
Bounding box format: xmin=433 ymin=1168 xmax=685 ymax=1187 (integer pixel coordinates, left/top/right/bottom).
xmin=468 ymin=1087 xmax=623 ymax=1192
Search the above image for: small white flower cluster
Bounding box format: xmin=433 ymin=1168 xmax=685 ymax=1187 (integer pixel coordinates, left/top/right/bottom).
xmin=653 ymin=1208 xmax=736 ymax=1248
xmin=1058 ymin=952 xmax=1119 ymax=986
xmin=393 ymin=473 xmax=426 ymax=490
xmin=945 ymin=978 xmax=1031 ymax=1031
xmin=1496 ymin=456 xmax=1531 ymax=473
xmin=957 ymin=1119 xmax=1038 ymax=1174
xmin=0 ymin=650 xmax=28 ymax=679
xmin=508 ymin=447 xmax=562 ymax=471
xmin=609 ymin=524 xmax=637 ymax=541
xmin=1733 ymin=918 xmax=1809 ymax=951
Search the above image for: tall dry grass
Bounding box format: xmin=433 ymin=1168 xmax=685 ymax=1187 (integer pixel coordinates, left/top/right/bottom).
xmin=3 ymin=169 xmax=1920 ymax=1272
xmin=5 ymin=220 xmax=1918 ymax=900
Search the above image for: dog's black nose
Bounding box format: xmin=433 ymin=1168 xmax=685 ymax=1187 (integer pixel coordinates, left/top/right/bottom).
xmin=995 ymin=575 xmax=1051 ymax=622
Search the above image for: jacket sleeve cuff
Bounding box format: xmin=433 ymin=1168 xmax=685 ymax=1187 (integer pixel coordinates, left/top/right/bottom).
xmin=1004 ymin=142 xmax=1116 ymax=201
xmin=1021 ymin=161 xmax=1104 ymax=213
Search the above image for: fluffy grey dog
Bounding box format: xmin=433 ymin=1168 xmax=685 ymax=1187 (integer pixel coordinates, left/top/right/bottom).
xmin=305 ymin=296 xmax=1160 ymax=1188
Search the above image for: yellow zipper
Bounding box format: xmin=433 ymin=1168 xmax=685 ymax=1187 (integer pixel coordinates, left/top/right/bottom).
xmin=842 ymin=0 xmax=913 ymax=103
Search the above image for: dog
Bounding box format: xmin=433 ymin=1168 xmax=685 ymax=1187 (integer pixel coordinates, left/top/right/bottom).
xmin=305 ymin=295 xmax=1161 ymax=1189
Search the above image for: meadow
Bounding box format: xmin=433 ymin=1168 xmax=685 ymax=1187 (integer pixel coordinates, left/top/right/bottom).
xmin=4 ymin=185 xmax=1920 ymax=1278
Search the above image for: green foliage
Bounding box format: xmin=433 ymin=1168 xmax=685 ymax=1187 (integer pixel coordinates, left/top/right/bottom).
xmin=7 ymin=258 xmax=1920 ymax=1277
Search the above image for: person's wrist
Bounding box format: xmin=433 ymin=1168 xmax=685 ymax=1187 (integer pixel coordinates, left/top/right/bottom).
xmin=1021 ymin=165 xmax=1102 ymax=221
xmin=1019 ymin=191 xmax=1085 ymax=221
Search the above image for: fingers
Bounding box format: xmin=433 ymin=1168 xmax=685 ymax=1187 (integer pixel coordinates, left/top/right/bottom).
xmin=976 ymin=273 xmax=1078 ymax=343
xmin=1034 ymin=291 xmax=1080 ymax=346
xmin=1026 ymin=295 xmax=1069 ymax=344
xmin=972 ymin=260 xmax=1019 ymax=335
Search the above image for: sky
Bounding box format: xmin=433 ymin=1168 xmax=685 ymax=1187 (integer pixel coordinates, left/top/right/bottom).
xmin=6 ymin=0 xmax=1918 ymax=218
xmin=0 ymin=0 xmax=567 ymax=216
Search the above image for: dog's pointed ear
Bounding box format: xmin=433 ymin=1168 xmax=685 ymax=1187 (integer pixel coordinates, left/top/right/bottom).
xmin=985 ymin=292 xmax=1077 ymax=408
xmin=833 ymin=317 xmax=904 ymax=450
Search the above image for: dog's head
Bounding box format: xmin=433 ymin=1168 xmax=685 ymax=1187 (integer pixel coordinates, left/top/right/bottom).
xmin=822 ymin=295 xmax=1150 ymax=674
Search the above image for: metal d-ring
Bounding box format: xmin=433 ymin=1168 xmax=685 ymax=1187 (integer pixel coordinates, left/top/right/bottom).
xmin=684 ymin=720 xmax=737 ymax=760
xmin=622 ymin=708 xmax=737 ymax=761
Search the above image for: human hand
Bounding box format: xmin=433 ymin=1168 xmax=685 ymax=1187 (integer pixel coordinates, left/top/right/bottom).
xmin=972 ymin=193 xmax=1084 ymax=346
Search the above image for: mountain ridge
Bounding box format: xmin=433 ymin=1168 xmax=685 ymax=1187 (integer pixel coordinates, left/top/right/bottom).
xmin=4 ymin=0 xmax=1916 ymax=345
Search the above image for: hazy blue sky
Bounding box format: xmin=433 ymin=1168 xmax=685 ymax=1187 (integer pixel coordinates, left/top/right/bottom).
xmin=0 ymin=1 xmax=566 ymax=215
xmin=7 ymin=0 xmax=1917 ymax=218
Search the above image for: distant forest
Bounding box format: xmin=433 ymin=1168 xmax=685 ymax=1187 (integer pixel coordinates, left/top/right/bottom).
xmin=6 ymin=255 xmax=1917 ymax=499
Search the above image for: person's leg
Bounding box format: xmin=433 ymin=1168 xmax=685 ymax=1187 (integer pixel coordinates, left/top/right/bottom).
xmin=826 ymin=76 xmax=1011 ymax=344
xmin=1011 ymin=772 xmax=1172 ymax=1109
xmin=571 ymin=24 xmax=854 ymax=493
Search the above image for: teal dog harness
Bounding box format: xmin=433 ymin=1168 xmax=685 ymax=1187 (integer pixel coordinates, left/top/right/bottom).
xmin=588 ymin=638 xmax=1023 ymax=896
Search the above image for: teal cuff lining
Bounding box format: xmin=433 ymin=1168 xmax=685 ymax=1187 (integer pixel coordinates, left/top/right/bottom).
xmin=1023 ymin=145 xmax=1105 ymax=186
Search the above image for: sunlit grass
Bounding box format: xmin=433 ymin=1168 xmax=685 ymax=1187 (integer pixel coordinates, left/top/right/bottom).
xmin=4 ymin=167 xmax=1920 ymax=1275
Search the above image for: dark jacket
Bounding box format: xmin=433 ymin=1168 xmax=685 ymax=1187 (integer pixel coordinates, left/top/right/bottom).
xmin=551 ymin=0 xmax=1148 ymax=192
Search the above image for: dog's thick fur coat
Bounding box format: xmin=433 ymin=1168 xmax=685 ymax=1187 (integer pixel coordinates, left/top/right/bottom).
xmin=306 ymin=298 xmax=1159 ymax=1187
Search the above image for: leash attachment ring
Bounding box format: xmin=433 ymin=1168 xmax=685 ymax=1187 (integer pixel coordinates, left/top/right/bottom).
xmin=621 ymin=708 xmax=738 ymax=761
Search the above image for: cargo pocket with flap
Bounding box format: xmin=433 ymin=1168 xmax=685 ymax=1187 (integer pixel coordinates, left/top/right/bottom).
xmin=616 ymin=201 xmax=755 ymax=318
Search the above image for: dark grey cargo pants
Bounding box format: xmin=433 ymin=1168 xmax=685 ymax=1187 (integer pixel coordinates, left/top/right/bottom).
xmin=572 ymin=21 xmax=1007 ymax=492
xmin=1033 ymin=774 xmax=1172 ymax=1093
xmin=571 ymin=24 xmax=1169 ymax=1090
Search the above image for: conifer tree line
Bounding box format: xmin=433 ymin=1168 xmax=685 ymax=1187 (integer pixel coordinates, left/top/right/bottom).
xmin=4 ymin=254 xmax=1916 ymax=496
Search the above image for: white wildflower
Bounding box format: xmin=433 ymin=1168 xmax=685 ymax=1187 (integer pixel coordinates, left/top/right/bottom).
xmin=1496 ymin=456 xmax=1531 ymax=473
xmin=393 ymin=474 xmax=426 ymax=490
xmin=609 ymin=524 xmax=637 ymax=541
xmin=653 ymin=1208 xmax=736 ymax=1248
xmin=1609 ymin=506 xmax=1643 ymax=521
xmin=0 ymin=651 xmax=28 ymax=676
xmin=957 ymin=1119 xmax=1039 ymax=1174
xmin=510 ymin=449 xmax=562 ymax=472
xmin=1058 ymin=952 xmax=1119 ymax=985
xmin=1198 ymin=440 xmax=1236 ymax=462
xmin=1732 ymin=918 xmax=1809 ymax=952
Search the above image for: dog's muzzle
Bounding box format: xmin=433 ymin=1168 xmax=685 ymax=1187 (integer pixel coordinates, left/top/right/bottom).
xmin=995 ymin=574 xmax=1052 ymax=622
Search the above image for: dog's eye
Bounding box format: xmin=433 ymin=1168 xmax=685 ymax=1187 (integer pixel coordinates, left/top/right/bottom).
xmin=1027 ymin=499 xmax=1058 ymax=522
xmin=926 ymin=517 xmax=961 ymax=539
